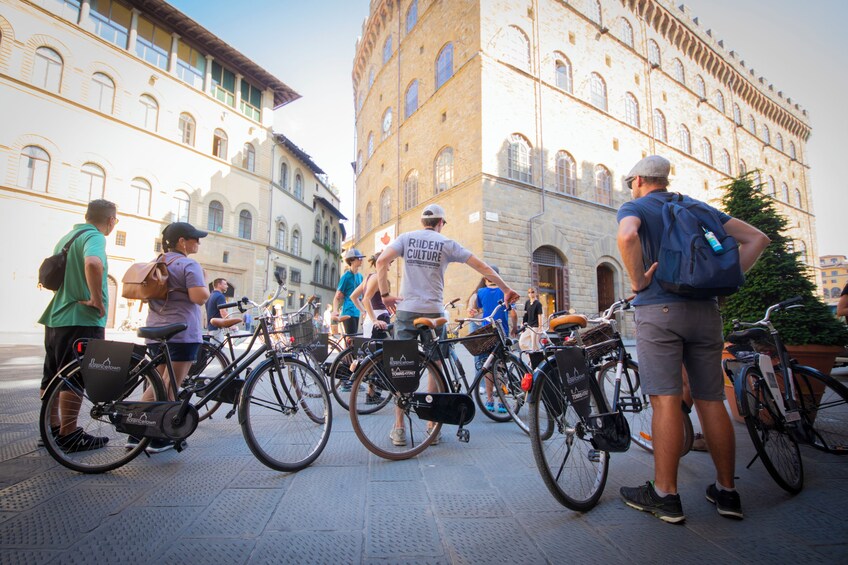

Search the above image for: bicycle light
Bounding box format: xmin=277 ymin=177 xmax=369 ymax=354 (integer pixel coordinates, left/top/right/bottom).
xmin=521 ymin=372 xmax=533 ymax=392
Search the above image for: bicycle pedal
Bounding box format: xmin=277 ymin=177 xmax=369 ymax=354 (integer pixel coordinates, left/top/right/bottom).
xmin=457 ymin=429 xmax=470 ymax=443
xmin=588 ymin=449 xmax=601 ymax=462
xmin=225 ymin=407 xmax=236 ymax=419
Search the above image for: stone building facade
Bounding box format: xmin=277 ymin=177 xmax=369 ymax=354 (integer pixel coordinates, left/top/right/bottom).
xmin=351 ymin=0 xmax=815 ymax=320
xmin=0 ymin=0 xmax=342 ymax=331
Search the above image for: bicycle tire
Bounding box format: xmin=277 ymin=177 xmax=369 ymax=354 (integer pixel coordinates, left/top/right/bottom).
xmin=239 ymin=357 xmax=332 ymax=472
xmin=494 ymin=353 xmax=533 ymax=433
xmin=40 ymin=358 xmax=166 ymax=474
xmin=790 ymin=366 xmax=848 ymax=454
xmin=596 ymin=359 xmax=694 ymax=457
xmin=184 ymin=341 xmax=228 ymax=421
xmin=328 ymin=345 xmax=356 ymax=410
xmin=528 ymin=359 xmax=609 ymax=511
xmin=474 ymin=354 xmax=512 ymax=423
xmin=349 ymin=350 xmax=447 ymax=460
xmin=740 ymin=366 xmax=803 ymax=493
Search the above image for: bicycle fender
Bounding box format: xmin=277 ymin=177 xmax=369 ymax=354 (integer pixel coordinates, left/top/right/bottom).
xmin=735 ymin=364 xmax=759 ymax=418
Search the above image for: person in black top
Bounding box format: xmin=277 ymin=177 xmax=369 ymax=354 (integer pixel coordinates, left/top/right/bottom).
xmin=522 ymin=287 xmax=543 ymax=350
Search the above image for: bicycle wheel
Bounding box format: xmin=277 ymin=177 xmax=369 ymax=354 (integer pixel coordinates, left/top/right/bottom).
xmin=328 ymin=346 xmax=356 ymax=410
xmin=184 ymin=341 xmax=228 ymax=421
xmin=791 ymin=366 xmax=848 ymax=454
xmin=740 ymin=367 xmax=803 ymax=493
xmin=349 ymin=350 xmax=447 ymax=460
xmin=596 ymin=359 xmax=693 ymax=457
xmin=239 ymin=357 xmax=332 ymax=472
xmin=40 ymin=359 xmax=166 ymax=474
xmin=493 ymin=353 xmax=533 ymax=433
xmin=473 ymin=353 xmax=512 ymax=423
xmin=528 ymin=360 xmax=609 ymax=511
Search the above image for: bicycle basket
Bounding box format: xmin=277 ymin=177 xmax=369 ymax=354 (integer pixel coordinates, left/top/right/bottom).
xmin=462 ymin=324 xmax=499 ymax=356
xmin=579 ymin=323 xmax=617 ymax=362
xmin=281 ymin=312 xmax=315 ymax=347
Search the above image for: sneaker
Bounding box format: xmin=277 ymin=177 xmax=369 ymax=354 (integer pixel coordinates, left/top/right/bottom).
xmin=389 ymin=428 xmax=407 ymax=446
xmin=145 ymin=438 xmax=176 ymax=454
xmin=705 ymin=483 xmax=743 ymax=520
xmin=125 ymin=435 xmax=141 ymax=450
xmin=497 ymin=402 xmax=508 ymax=414
xmin=339 ymin=381 xmax=352 ymax=393
xmin=56 ymin=428 xmax=109 ymax=453
xmin=37 ymin=426 xmax=60 ymax=448
xmin=692 ymin=433 xmax=708 ymax=452
xmin=427 ymin=427 xmax=441 ymax=445
xmin=485 ymin=401 xmax=495 ymax=412
xmin=620 ymin=481 xmax=685 ymax=524
xmin=365 ymin=392 xmax=383 ymax=405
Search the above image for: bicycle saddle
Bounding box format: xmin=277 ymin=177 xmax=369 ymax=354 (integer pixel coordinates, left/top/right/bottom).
xmin=726 ymin=327 xmax=769 ymax=344
xmin=549 ymin=314 xmax=588 ymax=333
xmin=137 ymin=323 xmax=188 ymax=340
xmin=414 ymin=317 xmax=447 ymax=330
xmin=210 ymin=317 xmax=243 ymax=329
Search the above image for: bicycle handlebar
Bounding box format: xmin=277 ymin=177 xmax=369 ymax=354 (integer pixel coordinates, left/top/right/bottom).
xmin=732 ymin=295 xmax=804 ymax=329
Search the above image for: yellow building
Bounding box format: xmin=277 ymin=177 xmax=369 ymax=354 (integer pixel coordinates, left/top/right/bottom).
xmin=352 ymin=0 xmax=816 ymax=318
xmin=820 ymin=255 xmax=848 ymax=312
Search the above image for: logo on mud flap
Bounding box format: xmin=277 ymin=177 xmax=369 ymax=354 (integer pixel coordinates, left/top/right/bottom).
xmin=88 ymin=357 xmax=122 ymax=372
xmin=125 ymin=412 xmax=155 ymax=426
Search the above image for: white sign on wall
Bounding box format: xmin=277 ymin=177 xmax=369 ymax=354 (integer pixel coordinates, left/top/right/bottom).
xmin=374 ymin=224 xmax=396 ymax=252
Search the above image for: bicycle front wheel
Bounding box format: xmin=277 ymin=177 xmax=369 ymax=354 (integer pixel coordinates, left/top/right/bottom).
xmin=185 ymin=341 xmax=229 ymax=421
xmin=791 ymin=366 xmax=848 ymax=454
xmin=350 ymin=350 xmax=447 ymax=460
xmin=40 ymin=359 xmax=166 ymax=474
xmin=328 ymin=345 xmax=356 ymax=411
xmin=741 ymin=367 xmax=803 ymax=493
xmin=493 ymin=353 xmax=533 ymax=433
xmin=528 ymin=361 xmax=609 ymax=511
xmin=239 ymin=357 xmax=332 ymax=472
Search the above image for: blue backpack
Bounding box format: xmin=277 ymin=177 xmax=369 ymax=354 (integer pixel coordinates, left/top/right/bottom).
xmin=654 ymin=193 xmax=744 ymax=298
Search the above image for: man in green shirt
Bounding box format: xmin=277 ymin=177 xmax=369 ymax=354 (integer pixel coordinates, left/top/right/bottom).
xmin=39 ymin=199 xmax=118 ymax=452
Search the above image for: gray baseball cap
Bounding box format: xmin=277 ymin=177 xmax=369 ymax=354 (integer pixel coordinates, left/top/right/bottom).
xmin=625 ymin=155 xmax=671 ymax=190
xmin=344 ymin=248 xmax=365 ymax=260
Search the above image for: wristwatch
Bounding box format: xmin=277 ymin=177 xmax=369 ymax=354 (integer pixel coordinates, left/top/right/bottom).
xmin=381 ymin=292 xmax=390 ymax=297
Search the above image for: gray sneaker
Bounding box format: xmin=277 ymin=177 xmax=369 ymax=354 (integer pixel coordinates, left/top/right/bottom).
xmin=620 ymin=481 xmax=685 ymax=524
xmin=389 ymin=428 xmax=406 ymax=446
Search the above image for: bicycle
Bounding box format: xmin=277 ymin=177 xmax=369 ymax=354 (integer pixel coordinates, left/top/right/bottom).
xmin=347 ymin=301 xmax=532 ymax=460
xmin=39 ymin=275 xmax=332 ymax=474
xmin=723 ymin=296 xmax=848 ymax=493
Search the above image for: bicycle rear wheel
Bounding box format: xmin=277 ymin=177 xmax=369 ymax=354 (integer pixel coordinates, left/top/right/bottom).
xmin=240 ymin=357 xmax=331 ymax=472
xmin=328 ymin=345 xmax=356 ymax=410
xmin=185 ymin=341 xmax=229 ymax=421
xmin=349 ymin=351 xmax=446 ymax=460
xmin=741 ymin=367 xmax=803 ymax=493
xmin=40 ymin=359 xmax=166 ymax=473
xmin=528 ymin=361 xmax=609 ymax=511
xmin=493 ymin=353 xmax=533 ymax=433
xmin=790 ymin=366 xmax=848 ymax=454
xmin=474 ymin=354 xmax=512 ymax=423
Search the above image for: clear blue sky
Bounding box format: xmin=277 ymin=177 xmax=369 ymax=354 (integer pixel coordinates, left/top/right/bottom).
xmin=168 ymin=0 xmax=846 ymax=258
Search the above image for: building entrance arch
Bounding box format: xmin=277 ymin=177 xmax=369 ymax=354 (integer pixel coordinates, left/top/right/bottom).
xmin=107 ymin=275 xmax=117 ymax=328
xmin=531 ymin=246 xmax=568 ymax=317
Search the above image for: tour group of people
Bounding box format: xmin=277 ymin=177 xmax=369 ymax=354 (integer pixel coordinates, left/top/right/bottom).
xmin=39 ymin=154 xmax=771 ymax=523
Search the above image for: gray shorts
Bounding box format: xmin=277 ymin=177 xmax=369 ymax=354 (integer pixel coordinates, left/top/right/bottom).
xmin=634 ymin=301 xmax=725 ymax=401
xmin=395 ymin=310 xmax=442 ymax=340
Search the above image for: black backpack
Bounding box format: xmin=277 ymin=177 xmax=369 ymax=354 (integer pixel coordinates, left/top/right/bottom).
xmin=38 ymin=228 xmax=94 ymax=291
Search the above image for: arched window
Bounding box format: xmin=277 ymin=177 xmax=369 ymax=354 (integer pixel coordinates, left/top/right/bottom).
xmin=367 ymin=132 xmax=374 ymax=158
xmin=789 ymin=141 xmax=797 ymax=160
xmin=620 ymin=18 xmax=634 ymax=47
xmin=382 ymin=35 xmax=392 ymax=65
xmin=280 ymin=161 xmax=289 ymax=189
xmin=780 ymin=182 xmax=789 ymax=202
xmin=594 ymin=165 xmax=612 ymax=206
xmin=508 ymin=134 xmax=532 ymax=183
xmin=694 ymin=75 xmax=706 ymax=99
xmin=406 ymin=0 xmax=418 ymax=33
xmin=405 ymin=80 xmax=419 ymax=119
xmin=18 ymin=146 xmax=50 ymax=192
xmin=435 ymin=43 xmax=454 ymax=89
xmin=556 ymin=151 xmax=576 ymax=195
xmin=365 ymin=202 xmax=373 ymax=232
xmin=624 ymin=92 xmax=640 ymax=128
xmin=381 ymin=107 xmax=392 ymax=140
xmin=719 ymin=149 xmax=731 ymax=175
xmin=179 ymin=113 xmax=195 ymax=146
xmin=313 ymin=259 xmax=321 ymax=284
xmin=368 ymin=67 xmax=375 ymax=89
xmin=332 ymin=229 xmax=337 ymax=250
xmin=291 ymin=229 xmax=301 ymax=255
xmin=212 ymin=128 xmax=228 ymax=159
xmin=139 ymin=94 xmax=159 ymax=131
xmin=404 ymin=170 xmax=419 ymax=211
xmin=380 ymin=188 xmax=391 ymax=224
xmin=356 ymin=151 xmax=363 ymax=175
xmin=555 ymin=56 xmax=573 ymax=92
xmin=323 ymin=223 xmax=329 ymax=245
xmin=797 ymin=241 xmax=808 ymax=264
xmin=314 ymin=217 xmax=321 ymax=241
xmin=739 ymin=160 xmax=747 ymax=175
xmin=434 ymin=147 xmax=454 ymax=192
xmin=33 ymin=47 xmax=63 ymax=92
xmin=173 ymin=191 xmax=190 ymax=222
xmin=323 ymin=262 xmax=329 ymax=286
xmin=647 ymin=39 xmax=661 ymax=67
xmin=208 ymin=200 xmax=224 ymax=232
xmin=653 ymin=109 xmax=667 ymax=142
xmin=767 ymin=176 xmax=776 ymax=195
xmin=130 ymin=177 xmax=151 ymax=215
xmin=331 ymin=266 xmax=337 ymax=286
xmin=499 ymin=26 xmax=530 ymax=71
xmin=795 ymin=188 xmax=803 ymax=209
xmin=90 ymin=72 xmax=115 ymax=113
xmin=81 ymin=163 xmax=105 ymax=201
xmin=831 ymin=287 xmax=841 ymax=298
xmin=294 ymin=174 xmax=303 ymax=200
xmin=671 ymin=58 xmax=685 ymax=84
xmin=276 ymin=221 xmax=287 ymax=249
xmin=590 ymin=72 xmax=607 ymax=111
xmin=762 ymin=125 xmax=771 ymax=145
xmin=242 ymin=143 xmax=255 ymax=171
xmin=701 ymin=138 xmax=713 ymax=165
xmin=747 ymin=115 xmax=756 ymax=134
xmin=714 ymin=91 xmax=725 ymax=114
xmin=775 ymin=133 xmax=784 ymax=152
xmin=587 ymin=0 xmax=602 ymax=25
xmin=678 ymin=123 xmax=691 ymax=154
xmin=733 ymin=103 xmax=742 ymax=125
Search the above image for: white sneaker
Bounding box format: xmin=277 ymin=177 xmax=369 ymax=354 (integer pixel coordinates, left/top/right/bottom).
xmin=389 ymin=427 xmax=407 ymax=446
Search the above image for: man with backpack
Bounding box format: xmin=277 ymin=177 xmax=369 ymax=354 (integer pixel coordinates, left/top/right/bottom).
xmin=616 ymin=156 xmax=769 ymax=523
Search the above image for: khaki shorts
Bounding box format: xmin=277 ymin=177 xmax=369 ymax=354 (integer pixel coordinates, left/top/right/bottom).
xmin=634 ymin=301 xmax=725 ymax=401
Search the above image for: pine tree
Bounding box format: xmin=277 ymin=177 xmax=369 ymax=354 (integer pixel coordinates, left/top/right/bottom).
xmin=720 ymin=172 xmax=848 ymax=345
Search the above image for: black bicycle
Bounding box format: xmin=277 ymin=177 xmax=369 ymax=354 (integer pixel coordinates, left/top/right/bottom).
xmin=723 ymin=296 xmax=848 ymax=493
xmin=39 ymin=275 xmax=332 ymax=474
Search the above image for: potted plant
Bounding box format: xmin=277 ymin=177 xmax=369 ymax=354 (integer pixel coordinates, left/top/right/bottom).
xmin=719 ymin=172 xmax=848 ymax=420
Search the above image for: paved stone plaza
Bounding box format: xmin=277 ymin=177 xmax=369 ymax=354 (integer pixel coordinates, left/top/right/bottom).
xmin=1 ymin=338 xmax=847 ymax=564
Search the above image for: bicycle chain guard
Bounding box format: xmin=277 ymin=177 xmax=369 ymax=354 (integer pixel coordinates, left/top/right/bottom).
xmin=588 ymin=411 xmax=631 ymax=453
xmin=412 ymin=393 xmax=475 ymax=426
xmin=110 ymin=401 xmax=199 ymax=440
